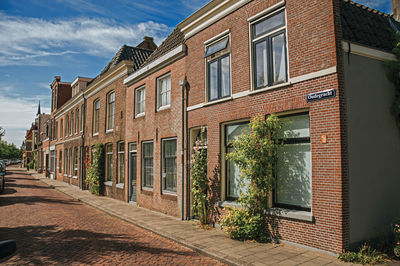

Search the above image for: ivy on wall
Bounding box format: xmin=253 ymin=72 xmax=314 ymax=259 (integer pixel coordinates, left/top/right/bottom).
xmin=85 ymin=143 xmax=104 ymax=195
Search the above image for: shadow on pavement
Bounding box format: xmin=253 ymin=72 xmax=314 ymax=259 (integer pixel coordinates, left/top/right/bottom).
xmin=0 ymin=196 xmax=79 ymax=207
xmin=0 ymin=225 xmax=200 ymax=265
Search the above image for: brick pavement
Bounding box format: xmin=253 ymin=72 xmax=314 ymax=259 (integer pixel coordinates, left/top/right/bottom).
xmin=0 ymin=168 xmax=223 ymax=265
xmin=3 ymin=168 xmax=355 ymax=265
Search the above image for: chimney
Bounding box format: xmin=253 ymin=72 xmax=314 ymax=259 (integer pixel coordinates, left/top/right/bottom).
xmin=54 ymin=76 xmax=61 ymax=82
xmin=136 ymin=36 xmax=157 ymax=51
xmin=393 ymin=0 xmax=400 ymax=21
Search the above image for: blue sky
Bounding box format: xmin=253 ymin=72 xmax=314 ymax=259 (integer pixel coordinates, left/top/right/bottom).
xmin=0 ymin=0 xmax=392 ymax=146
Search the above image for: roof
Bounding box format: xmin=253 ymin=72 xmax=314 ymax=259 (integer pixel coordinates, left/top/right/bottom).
xmin=140 ymin=28 xmax=184 ymax=68
xmin=341 ymin=0 xmax=399 ymax=52
xmin=100 ymin=45 xmax=153 ymax=75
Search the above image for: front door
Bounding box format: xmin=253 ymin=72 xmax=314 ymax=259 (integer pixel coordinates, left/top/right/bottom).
xmin=129 ymin=143 xmax=137 ymax=202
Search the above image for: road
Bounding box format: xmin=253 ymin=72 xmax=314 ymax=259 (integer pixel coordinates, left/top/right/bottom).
xmin=0 ymin=169 xmax=223 ymax=265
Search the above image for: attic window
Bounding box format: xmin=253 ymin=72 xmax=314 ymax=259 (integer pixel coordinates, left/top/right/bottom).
xmin=204 ymin=37 xmax=229 ymax=58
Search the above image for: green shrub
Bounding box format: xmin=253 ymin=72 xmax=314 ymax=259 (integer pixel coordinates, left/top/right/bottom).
xmin=85 ymin=144 xmax=104 ymax=196
xmin=339 ymin=244 xmax=388 ymax=265
xmin=394 ymin=224 xmax=400 ymax=257
xmin=220 ymin=208 xmax=268 ymax=242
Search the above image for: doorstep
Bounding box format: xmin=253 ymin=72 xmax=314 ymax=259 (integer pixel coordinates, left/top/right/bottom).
xmin=29 ymin=170 xmax=346 ymax=266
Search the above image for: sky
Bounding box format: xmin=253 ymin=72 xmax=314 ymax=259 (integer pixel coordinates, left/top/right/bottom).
xmin=0 ymin=0 xmax=392 ymax=147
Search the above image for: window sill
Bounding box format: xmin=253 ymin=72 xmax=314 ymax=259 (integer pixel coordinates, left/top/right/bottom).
xmin=135 ymin=112 xmax=145 ymax=118
xmin=267 ymin=208 xmax=314 ymax=222
xmin=157 ymin=105 xmax=170 ymax=112
xmin=104 ymin=181 xmax=113 ymax=187
xmin=218 ymin=200 xmax=243 ymax=209
xmin=72 ymin=176 xmax=78 ymax=179
xmin=141 ymin=188 xmax=153 ymax=196
xmin=249 ymin=81 xmax=291 ymax=96
xmin=116 ymin=183 xmax=124 ymax=189
xmin=63 ymin=174 xmax=67 ymax=177
xmin=161 ymin=192 xmax=177 ymax=201
xmin=93 ymin=133 xmax=99 ymax=137
xmin=204 ymin=96 xmax=232 ymax=107
xmin=106 ymin=129 xmax=114 ymax=134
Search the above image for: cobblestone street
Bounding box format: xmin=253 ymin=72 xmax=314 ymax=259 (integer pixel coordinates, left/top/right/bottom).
xmin=0 ymin=169 xmax=224 ymax=265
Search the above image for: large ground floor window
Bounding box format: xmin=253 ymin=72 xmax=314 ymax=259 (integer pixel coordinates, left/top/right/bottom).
xmin=117 ymin=142 xmax=125 ymax=184
xmin=73 ymin=147 xmax=79 ymax=177
xmin=142 ymin=141 xmax=153 ymax=188
xmin=224 ymin=122 xmax=250 ymax=200
xmin=162 ymin=138 xmax=177 ymax=193
xmin=275 ymin=112 xmax=311 ymax=211
xmin=105 ymin=143 xmax=113 ymax=182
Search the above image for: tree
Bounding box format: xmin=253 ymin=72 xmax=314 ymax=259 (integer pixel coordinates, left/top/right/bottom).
xmin=0 ymin=126 xmax=5 ymax=140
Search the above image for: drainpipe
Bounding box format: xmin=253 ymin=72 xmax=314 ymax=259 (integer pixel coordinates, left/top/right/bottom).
xmin=80 ymin=93 xmax=87 ymax=190
xmin=180 ymin=78 xmax=187 ymax=220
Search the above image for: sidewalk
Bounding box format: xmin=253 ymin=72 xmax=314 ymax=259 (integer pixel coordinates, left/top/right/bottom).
xmin=25 ymin=169 xmax=347 ymax=266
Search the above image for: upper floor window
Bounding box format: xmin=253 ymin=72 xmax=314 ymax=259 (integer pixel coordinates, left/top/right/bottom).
xmin=251 ymin=9 xmax=287 ymax=90
xmin=75 ymin=109 xmax=79 ymax=134
xmin=93 ymin=99 xmax=100 ymax=135
xmin=205 ymin=36 xmax=230 ymax=102
xmin=55 ymin=122 xmax=58 ymax=139
xmin=65 ymin=115 xmax=69 ymax=137
xmin=81 ymin=104 xmax=84 ymax=132
xmin=135 ymin=86 xmax=145 ymax=117
xmin=60 ymin=119 xmax=63 ymax=139
xmin=106 ymin=92 xmax=115 ymax=131
xmin=157 ymin=74 xmax=171 ymax=110
xmin=70 ymin=111 xmax=74 ymax=136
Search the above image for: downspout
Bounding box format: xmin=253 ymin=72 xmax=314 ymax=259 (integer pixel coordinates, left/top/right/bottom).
xmin=180 ymin=78 xmax=186 ymax=220
xmin=80 ymin=93 xmax=87 ymax=190
xmin=185 ymin=80 xmax=190 ymax=220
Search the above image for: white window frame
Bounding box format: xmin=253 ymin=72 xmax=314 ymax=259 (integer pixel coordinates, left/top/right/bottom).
xmin=106 ymin=91 xmax=115 ymax=131
xmin=141 ymin=140 xmax=154 ymax=189
xmin=161 ymin=138 xmax=177 ymax=194
xmin=204 ymin=33 xmax=232 ymax=103
xmin=93 ymin=99 xmax=100 ymax=136
xmin=135 ymin=86 xmax=146 ymax=118
xmin=117 ymin=141 xmax=125 ymax=186
xmin=105 ymin=143 xmax=113 ymax=182
xmin=157 ymin=73 xmax=171 ymax=110
xmin=249 ymin=7 xmax=289 ymax=92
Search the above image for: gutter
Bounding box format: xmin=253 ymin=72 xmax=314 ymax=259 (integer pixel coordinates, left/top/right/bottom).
xmin=80 ymin=94 xmax=87 ymax=190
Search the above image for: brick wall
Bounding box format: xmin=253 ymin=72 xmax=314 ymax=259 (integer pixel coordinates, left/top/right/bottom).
xmin=184 ymin=0 xmax=346 ymax=254
xmin=125 ymin=57 xmax=186 ymax=217
xmin=85 ymin=75 xmax=127 ymax=202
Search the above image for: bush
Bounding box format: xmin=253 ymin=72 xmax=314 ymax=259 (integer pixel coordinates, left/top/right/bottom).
xmin=85 ymin=144 xmax=104 ymax=196
xmin=220 ymin=208 xmax=269 ymax=242
xmin=394 ymin=224 xmax=400 ymax=257
xmin=339 ymin=244 xmax=388 ymax=265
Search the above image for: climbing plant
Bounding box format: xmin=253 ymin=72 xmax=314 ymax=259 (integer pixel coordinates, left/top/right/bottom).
xmin=191 ymin=127 xmax=208 ymax=224
xmin=85 ymin=143 xmax=104 ymax=195
xmin=385 ymin=33 xmax=400 ymax=131
xmin=220 ymin=114 xmax=282 ymax=241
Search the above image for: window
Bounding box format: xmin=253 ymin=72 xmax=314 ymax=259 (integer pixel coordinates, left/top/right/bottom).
xmin=65 ymin=115 xmax=69 ymax=137
xmin=81 ymin=104 xmax=84 ymax=132
xmin=70 ymin=111 xmax=74 ymax=136
xmin=45 ymin=124 xmax=49 ymax=138
xmin=142 ymin=141 xmax=153 ymax=188
xmin=75 ymin=109 xmax=79 ymax=134
xmin=135 ymin=86 xmax=145 ymax=117
xmin=275 ymin=113 xmax=311 ymax=211
xmin=58 ymin=150 xmax=62 ymax=174
xmin=105 ymin=143 xmax=113 ymax=182
xmin=73 ymin=147 xmax=78 ymax=177
xmin=64 ymin=149 xmax=68 ymax=175
xmin=69 ymin=148 xmax=72 ymax=176
xmin=60 ymin=119 xmax=63 ymax=139
xmin=205 ymin=36 xmax=230 ymax=102
xmin=117 ymin=142 xmax=125 ymax=184
xmin=225 ymin=122 xmax=250 ymax=200
xmin=50 ymin=150 xmax=55 ymax=173
xmin=162 ymin=138 xmax=177 ymax=193
xmin=251 ymin=10 xmax=287 ymax=90
xmin=106 ymin=92 xmax=115 ymax=130
xmin=55 ymin=122 xmax=58 ymax=139
xmin=93 ymin=99 xmax=100 ymax=134
xmin=157 ymin=74 xmax=171 ymax=109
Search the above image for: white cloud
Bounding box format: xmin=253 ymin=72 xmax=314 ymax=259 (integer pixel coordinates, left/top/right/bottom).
xmin=0 ymin=12 xmax=172 ymax=66
xmin=0 ymin=94 xmax=50 ymax=146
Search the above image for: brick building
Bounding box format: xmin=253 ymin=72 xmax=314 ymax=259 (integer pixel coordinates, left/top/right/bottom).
xmin=35 ymin=103 xmax=50 ymax=173
xmin=120 ymin=0 xmax=400 ymax=254
xmin=124 ymin=29 xmax=187 ymax=216
xmin=84 ymin=40 xmax=155 ymax=201
xmin=29 ymin=0 xmax=400 ymax=255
